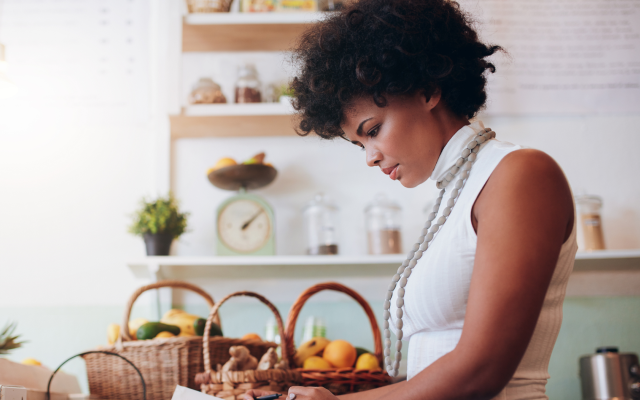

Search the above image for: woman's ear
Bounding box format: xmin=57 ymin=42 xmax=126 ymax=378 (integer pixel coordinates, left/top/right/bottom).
xmin=423 ymin=88 xmax=442 ymax=110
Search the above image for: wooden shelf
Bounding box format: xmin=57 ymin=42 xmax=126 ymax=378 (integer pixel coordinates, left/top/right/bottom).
xmin=128 ymin=249 xmax=640 ymax=280
xmin=170 ymin=114 xmax=296 ymax=138
xmin=182 ymin=13 xmax=330 ymax=52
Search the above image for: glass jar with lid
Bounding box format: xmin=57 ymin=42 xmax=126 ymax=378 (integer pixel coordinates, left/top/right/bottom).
xmin=576 ymin=195 xmax=606 ymax=251
xmin=188 ymin=77 xmax=227 ymax=104
xmin=235 ymin=64 xmax=262 ymax=104
xmin=303 ymin=193 xmax=339 ymax=255
xmin=365 ymin=193 xmax=403 ymax=255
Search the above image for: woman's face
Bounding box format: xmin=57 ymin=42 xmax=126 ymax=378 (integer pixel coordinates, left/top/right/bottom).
xmin=341 ymin=91 xmax=459 ymax=188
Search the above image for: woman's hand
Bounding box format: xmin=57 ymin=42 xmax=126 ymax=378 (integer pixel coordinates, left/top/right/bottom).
xmin=242 ymin=389 xmax=277 ymax=400
xmin=287 ymin=386 xmax=339 ymax=400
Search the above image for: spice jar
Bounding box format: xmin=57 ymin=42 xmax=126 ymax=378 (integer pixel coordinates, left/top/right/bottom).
xmin=576 ymin=195 xmax=606 ymax=251
xmin=365 ymin=193 xmax=403 ymax=255
xmin=188 ymin=78 xmax=227 ymax=104
xmin=235 ymin=64 xmax=262 ymax=103
xmin=303 ymin=193 xmax=339 ymax=255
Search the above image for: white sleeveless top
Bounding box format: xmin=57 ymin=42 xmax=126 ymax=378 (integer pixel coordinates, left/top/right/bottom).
xmin=390 ymin=121 xmax=578 ymax=400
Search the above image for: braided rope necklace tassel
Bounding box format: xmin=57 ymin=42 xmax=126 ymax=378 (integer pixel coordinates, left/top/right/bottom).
xmin=383 ymin=127 xmax=496 ymax=377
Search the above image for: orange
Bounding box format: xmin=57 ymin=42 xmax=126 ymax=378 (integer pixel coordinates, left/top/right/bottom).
xmin=241 ymin=333 xmax=262 ymax=341
xmin=208 ymin=157 xmax=237 ymax=174
xmin=322 ymin=340 xmax=357 ymax=368
xmin=303 ymin=356 xmax=332 ymax=370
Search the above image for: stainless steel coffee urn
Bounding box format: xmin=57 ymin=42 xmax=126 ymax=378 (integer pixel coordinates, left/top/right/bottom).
xmin=579 ymin=347 xmax=640 ymax=400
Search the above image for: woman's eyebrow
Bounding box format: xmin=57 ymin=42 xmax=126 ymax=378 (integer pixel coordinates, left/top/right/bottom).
xmin=356 ymin=118 xmax=373 ymax=136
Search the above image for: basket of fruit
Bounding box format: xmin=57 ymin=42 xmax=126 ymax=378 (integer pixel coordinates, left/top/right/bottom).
xmin=285 ymin=282 xmax=392 ymax=395
xmin=195 ymin=291 xmax=301 ymax=400
xmin=84 ymin=280 xmax=278 ymax=400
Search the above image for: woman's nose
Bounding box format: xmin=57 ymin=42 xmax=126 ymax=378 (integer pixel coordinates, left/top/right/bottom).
xmin=366 ymin=147 xmax=382 ymax=167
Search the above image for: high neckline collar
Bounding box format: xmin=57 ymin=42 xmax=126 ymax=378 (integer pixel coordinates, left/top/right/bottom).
xmin=430 ymin=121 xmax=485 ymax=182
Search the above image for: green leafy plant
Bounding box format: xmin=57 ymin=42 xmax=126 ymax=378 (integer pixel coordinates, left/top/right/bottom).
xmin=128 ymin=194 xmax=189 ymax=238
xmin=0 ymin=321 xmax=25 ymax=355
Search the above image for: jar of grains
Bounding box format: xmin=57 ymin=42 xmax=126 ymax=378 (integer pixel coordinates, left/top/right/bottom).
xmin=576 ymin=195 xmax=606 ymax=251
xmin=303 ymin=193 xmax=339 ymax=255
xmin=365 ymin=193 xmax=403 ymax=255
xmin=234 ymin=64 xmax=262 ymax=103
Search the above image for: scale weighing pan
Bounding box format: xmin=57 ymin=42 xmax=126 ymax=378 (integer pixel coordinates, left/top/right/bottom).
xmin=207 ymin=164 xmax=277 ymax=191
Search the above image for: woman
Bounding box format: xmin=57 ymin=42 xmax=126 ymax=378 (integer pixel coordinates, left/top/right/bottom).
xmin=245 ymin=0 xmax=576 ymax=399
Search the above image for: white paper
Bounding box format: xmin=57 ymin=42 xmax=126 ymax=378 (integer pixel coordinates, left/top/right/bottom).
xmin=171 ymin=385 xmax=224 ymax=400
xmin=459 ymin=0 xmax=640 ymax=115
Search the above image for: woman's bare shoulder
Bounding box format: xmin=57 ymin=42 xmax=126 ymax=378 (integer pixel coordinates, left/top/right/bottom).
xmin=475 ymin=148 xmax=574 ymax=240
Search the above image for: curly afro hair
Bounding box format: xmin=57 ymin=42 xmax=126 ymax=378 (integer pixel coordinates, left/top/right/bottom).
xmin=290 ymin=0 xmax=502 ymax=139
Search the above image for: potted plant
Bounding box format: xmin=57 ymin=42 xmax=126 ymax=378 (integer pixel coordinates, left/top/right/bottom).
xmin=128 ymin=194 xmax=189 ymax=256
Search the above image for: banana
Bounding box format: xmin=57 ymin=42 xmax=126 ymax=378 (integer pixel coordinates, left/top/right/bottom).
xmin=161 ymin=309 xmax=200 ymax=337
xmin=107 ymin=323 xmax=120 ymax=345
xmin=294 ymin=337 xmax=330 ymax=367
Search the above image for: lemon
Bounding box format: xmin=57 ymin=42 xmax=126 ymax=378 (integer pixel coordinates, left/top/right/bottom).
xmin=155 ymin=331 xmax=176 ymax=339
xmin=21 ymin=358 xmax=42 ymax=366
xmin=355 ymin=353 xmax=381 ymax=371
xmin=303 ymin=356 xmax=333 ymax=370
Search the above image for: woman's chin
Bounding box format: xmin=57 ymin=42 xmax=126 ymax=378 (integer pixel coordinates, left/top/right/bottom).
xmin=398 ymin=175 xmax=428 ymax=188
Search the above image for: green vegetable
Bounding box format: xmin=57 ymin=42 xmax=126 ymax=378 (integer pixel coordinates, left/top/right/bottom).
xmin=194 ymin=318 xmax=223 ymax=337
xmin=136 ymin=322 xmax=181 ymax=340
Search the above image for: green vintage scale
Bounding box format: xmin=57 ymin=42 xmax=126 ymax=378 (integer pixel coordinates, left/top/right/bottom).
xmin=207 ymin=164 xmax=277 ymax=256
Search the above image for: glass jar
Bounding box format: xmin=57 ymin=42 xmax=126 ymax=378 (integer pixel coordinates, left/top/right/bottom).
xmin=235 ymin=64 xmax=262 ymax=103
xmin=188 ymin=77 xmax=227 ymax=104
xmin=365 ymin=193 xmax=403 ymax=255
xmin=303 ymin=193 xmax=339 ymax=255
xmin=576 ymin=195 xmax=606 ymax=251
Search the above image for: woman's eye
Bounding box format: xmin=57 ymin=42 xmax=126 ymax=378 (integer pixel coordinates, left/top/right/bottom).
xmin=367 ymin=125 xmax=380 ymax=138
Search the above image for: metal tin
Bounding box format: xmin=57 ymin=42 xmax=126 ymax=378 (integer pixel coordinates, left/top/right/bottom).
xmin=579 ymin=347 xmax=640 ymax=400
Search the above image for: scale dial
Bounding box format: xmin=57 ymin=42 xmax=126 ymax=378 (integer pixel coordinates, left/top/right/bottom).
xmin=217 ymin=198 xmax=272 ymax=253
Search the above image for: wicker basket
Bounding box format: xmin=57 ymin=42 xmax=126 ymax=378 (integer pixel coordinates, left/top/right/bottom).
xmin=186 ymin=0 xmax=234 ymax=13
xmin=196 ymin=291 xmax=301 ymax=399
xmin=84 ymin=281 xmax=277 ymax=400
xmin=284 ymin=282 xmax=392 ymax=395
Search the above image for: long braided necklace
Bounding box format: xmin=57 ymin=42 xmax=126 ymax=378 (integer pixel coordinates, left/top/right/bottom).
xmin=383 ymin=127 xmax=496 ymax=377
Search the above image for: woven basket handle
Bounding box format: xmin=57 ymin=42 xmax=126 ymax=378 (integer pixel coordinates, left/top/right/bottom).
xmin=284 ymin=282 xmax=383 ymax=367
xmin=121 ymin=280 xmax=220 ymax=341
xmin=202 ymin=291 xmax=286 ymax=375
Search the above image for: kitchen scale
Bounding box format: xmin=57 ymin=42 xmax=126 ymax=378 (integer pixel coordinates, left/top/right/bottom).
xmin=208 ymin=163 xmax=277 ymax=256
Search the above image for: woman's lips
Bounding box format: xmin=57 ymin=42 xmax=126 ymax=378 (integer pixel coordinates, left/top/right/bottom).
xmin=389 ymin=165 xmax=399 ymax=180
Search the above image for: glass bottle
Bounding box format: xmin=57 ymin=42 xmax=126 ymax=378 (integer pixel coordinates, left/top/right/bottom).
xmin=576 ymin=195 xmax=606 ymax=251
xmin=234 ymin=64 xmax=262 ymax=103
xmin=365 ymin=193 xmax=403 ymax=255
xmin=303 ymin=193 xmax=339 ymax=255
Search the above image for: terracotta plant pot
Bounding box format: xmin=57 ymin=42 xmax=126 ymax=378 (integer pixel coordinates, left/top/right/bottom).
xmin=143 ymin=233 xmax=173 ymax=256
